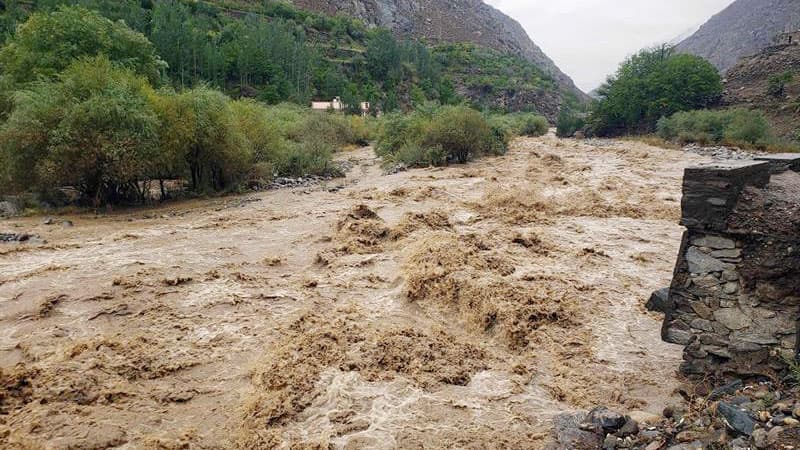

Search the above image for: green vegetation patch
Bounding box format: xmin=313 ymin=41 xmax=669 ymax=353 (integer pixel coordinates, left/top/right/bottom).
xmin=435 ymin=43 xmax=555 ymax=94
xmin=377 ymin=105 xmax=547 ymax=167
xmin=657 ymin=109 xmax=772 ymax=148
xmin=588 ymin=46 xmax=722 ymax=137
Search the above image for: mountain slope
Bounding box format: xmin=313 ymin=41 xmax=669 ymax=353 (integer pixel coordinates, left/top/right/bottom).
xmin=723 ymin=41 xmax=800 ymax=141
xmin=290 ymin=0 xmax=584 ymax=98
xmin=676 ymin=0 xmax=800 ymax=73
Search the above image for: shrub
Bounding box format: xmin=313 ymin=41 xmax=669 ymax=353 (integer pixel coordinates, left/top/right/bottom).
xmin=302 ymin=112 xmax=358 ymax=147
xmin=488 ymin=123 xmax=514 ymax=155
xmin=375 ymin=111 xmax=432 ymax=159
xmin=724 ymin=110 xmax=770 ymax=145
xmin=767 ymin=71 xmax=793 ymax=98
xmin=556 ymin=109 xmax=587 ymax=138
xmin=391 ymin=144 xmax=448 ymax=167
xmin=346 ymin=115 xmax=376 ymax=146
xmin=229 ymin=99 xmax=283 ymax=166
xmin=378 ymin=106 xmax=537 ymax=167
xmin=277 ymin=139 xmax=336 ymax=178
xmin=487 ymin=112 xmax=547 ymax=138
xmin=0 ymin=56 xmax=160 ymax=205
xmin=423 ymin=106 xmax=495 ymax=163
xmin=657 ymin=109 xmax=771 ymax=147
xmin=521 ymin=115 xmax=549 ymax=137
xmin=589 ymin=46 xmax=722 ymax=136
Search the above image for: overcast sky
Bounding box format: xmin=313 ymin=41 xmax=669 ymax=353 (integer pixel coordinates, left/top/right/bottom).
xmin=484 ymin=0 xmax=735 ymax=92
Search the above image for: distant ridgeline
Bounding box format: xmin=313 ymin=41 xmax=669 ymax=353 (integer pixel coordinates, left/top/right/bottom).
xmin=0 ymin=0 xmax=578 ymax=117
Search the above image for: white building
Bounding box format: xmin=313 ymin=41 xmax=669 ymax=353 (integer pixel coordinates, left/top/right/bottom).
xmin=310 ymin=97 xmax=372 ymax=116
xmin=311 ymin=96 xmax=343 ymax=111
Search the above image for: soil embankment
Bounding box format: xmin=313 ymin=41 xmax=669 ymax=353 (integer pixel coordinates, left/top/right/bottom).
xmin=0 ymin=135 xmax=708 ymax=448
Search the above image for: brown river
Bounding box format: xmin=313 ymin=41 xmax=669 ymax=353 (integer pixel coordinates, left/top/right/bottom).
xmin=0 ymin=134 xmax=709 ymax=449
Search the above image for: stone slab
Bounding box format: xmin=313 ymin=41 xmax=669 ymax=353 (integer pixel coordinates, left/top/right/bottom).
xmin=755 ymin=153 xmax=800 ymax=173
xmin=681 ymin=161 xmax=771 ymax=232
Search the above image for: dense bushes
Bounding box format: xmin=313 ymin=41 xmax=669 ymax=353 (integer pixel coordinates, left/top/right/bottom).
xmin=160 ymin=87 xmax=250 ymax=193
xmin=0 ymin=3 xmax=554 ymax=207
xmin=426 ymin=106 xmax=495 ymax=163
xmin=0 ymin=5 xmax=383 ymax=205
xmin=377 ymin=106 xmax=545 ymax=167
xmin=589 ymin=46 xmax=722 ymax=136
xmin=522 ymin=116 xmax=550 ymax=137
xmin=487 ymin=113 xmax=548 ymax=138
xmin=240 ymin=103 xmax=368 ymax=178
xmin=656 ymin=109 xmax=771 ymax=147
xmin=377 ymin=106 xmax=492 ymax=166
xmin=0 ymin=57 xmax=160 ymax=205
xmin=0 ymin=57 xmax=369 ymax=205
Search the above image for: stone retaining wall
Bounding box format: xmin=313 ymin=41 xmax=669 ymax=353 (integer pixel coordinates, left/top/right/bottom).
xmin=661 ymin=154 xmax=800 ymax=378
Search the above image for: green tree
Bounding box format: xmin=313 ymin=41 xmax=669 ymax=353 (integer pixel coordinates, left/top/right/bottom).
xmin=365 ymin=28 xmax=401 ymax=85
xmin=229 ymin=98 xmax=283 ymax=165
xmin=0 ymin=56 xmax=160 ymax=205
xmin=0 ymin=5 xmax=165 ymax=85
xmin=158 ymin=86 xmax=250 ymax=192
xmin=588 ymin=46 xmax=722 ymax=136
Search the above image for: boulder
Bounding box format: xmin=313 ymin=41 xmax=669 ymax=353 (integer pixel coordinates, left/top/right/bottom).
xmin=767 ymin=426 xmax=784 ymax=446
xmin=615 ymin=417 xmax=639 ymax=437
xmin=0 ymin=233 xmax=31 ymax=242
xmin=718 ymin=401 xmax=756 ymax=436
xmin=713 ymin=308 xmax=753 ymax=331
xmin=602 ymin=434 xmax=618 ymax=449
xmin=587 ymin=406 xmax=626 ymax=433
xmin=552 ymin=413 xmax=603 ymax=450
xmin=666 ymin=442 xmax=704 ymax=450
xmin=752 ymin=428 xmax=768 ymax=448
xmin=646 ymin=288 xmax=670 ymax=313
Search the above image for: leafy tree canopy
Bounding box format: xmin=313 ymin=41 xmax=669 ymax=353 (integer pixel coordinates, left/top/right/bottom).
xmin=0 ymin=5 xmax=165 ymax=85
xmin=0 ymin=56 xmax=160 ymax=204
xmin=588 ymin=46 xmax=722 ymax=136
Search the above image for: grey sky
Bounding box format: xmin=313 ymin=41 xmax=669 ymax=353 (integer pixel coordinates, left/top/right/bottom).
xmin=484 ymin=0 xmax=735 ymax=91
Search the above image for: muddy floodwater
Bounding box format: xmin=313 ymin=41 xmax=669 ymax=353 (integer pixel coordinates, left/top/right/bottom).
xmin=0 ymin=135 xmax=710 ymax=448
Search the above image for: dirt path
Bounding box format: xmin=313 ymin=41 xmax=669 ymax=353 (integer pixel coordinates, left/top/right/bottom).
xmin=0 ymin=135 xmax=709 ymax=449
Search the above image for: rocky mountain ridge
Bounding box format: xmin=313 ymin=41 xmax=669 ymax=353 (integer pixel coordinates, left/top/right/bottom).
xmin=290 ymin=0 xmax=584 ymax=98
xmin=676 ymin=0 xmax=800 ymax=74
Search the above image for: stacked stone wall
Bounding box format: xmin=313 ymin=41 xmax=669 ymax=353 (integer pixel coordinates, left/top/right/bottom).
xmin=661 ymin=155 xmax=800 ymax=378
